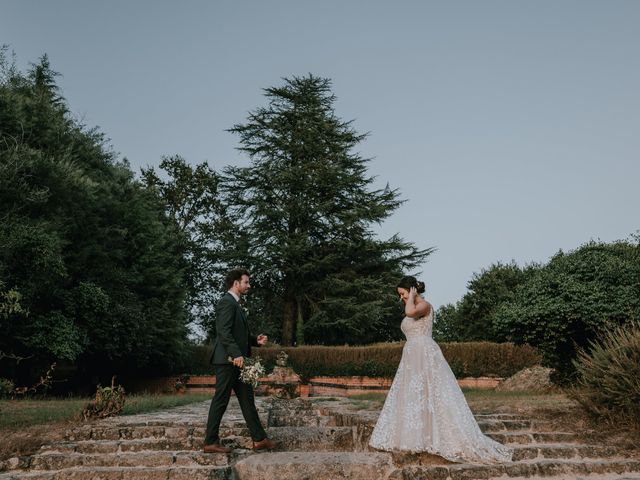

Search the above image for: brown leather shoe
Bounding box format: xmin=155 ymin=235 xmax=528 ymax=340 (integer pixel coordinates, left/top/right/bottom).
xmin=252 ymin=437 xmax=279 ymax=451
xmin=203 ymin=443 xmax=232 ymax=454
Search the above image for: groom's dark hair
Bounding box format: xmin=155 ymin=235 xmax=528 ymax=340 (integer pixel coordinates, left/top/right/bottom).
xmin=225 ymin=268 xmax=250 ymax=290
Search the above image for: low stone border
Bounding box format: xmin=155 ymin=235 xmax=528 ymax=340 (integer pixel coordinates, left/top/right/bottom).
xmin=131 ymin=374 xmax=503 ymax=396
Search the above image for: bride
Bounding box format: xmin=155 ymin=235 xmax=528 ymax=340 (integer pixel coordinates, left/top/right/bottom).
xmin=369 ymin=276 xmax=512 ymax=464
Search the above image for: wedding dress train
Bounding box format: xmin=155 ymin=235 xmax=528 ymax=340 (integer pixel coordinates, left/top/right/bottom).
xmin=368 ymin=310 xmax=512 ymax=464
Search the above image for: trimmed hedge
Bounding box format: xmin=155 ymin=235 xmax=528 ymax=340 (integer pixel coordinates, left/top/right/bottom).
xmin=184 ymin=342 xmax=541 ymax=380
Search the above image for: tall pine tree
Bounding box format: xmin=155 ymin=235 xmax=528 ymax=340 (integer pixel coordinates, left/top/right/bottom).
xmin=224 ymin=75 xmax=432 ymax=345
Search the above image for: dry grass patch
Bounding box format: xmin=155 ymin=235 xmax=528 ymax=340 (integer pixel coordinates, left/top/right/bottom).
xmin=0 ymin=398 xmax=89 ymax=460
xmin=463 ymin=388 xmax=573 ymax=415
xmin=0 ymin=422 xmax=75 ymax=462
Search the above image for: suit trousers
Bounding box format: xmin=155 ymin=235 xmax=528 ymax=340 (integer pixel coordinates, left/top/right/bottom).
xmin=204 ymin=364 xmax=267 ymax=445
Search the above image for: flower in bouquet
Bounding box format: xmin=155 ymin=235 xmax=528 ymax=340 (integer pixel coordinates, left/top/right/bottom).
xmin=228 ymin=356 xmax=266 ymax=388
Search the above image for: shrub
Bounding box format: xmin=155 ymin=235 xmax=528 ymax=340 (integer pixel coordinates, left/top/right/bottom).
xmin=433 ymin=261 xmax=535 ymax=342
xmin=187 ymin=342 xmax=540 ymax=380
xmin=180 ymin=344 xmax=215 ymax=375
xmin=570 ymin=321 xmax=640 ymax=425
xmin=174 ymin=374 xmax=190 ymax=392
xmin=0 ymin=378 xmax=14 ymax=398
xmin=492 ymin=239 xmax=640 ymax=382
xmin=439 ymin=342 xmax=541 ymax=378
xmin=82 ymin=377 xmax=126 ymax=420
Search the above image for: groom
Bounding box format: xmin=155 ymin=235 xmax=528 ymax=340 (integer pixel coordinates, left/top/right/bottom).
xmin=203 ymin=268 xmax=278 ymax=453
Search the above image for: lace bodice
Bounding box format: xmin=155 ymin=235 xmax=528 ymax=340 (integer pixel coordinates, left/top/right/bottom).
xmin=400 ymin=311 xmax=433 ymax=339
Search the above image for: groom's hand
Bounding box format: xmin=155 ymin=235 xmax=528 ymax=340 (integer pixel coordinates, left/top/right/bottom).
xmin=257 ymin=334 xmax=267 ymax=346
xmin=233 ymin=356 xmax=244 ymax=368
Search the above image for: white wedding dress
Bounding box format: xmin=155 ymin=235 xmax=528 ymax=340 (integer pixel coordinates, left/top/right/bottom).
xmin=369 ymin=310 xmax=512 ymax=464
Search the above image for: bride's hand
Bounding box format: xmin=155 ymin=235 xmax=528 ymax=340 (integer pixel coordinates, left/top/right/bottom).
xmin=409 ymin=287 xmax=417 ymax=302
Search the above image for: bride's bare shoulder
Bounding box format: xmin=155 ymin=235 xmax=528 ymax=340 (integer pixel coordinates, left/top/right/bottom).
xmin=420 ymin=298 xmax=433 ymax=315
xmin=424 ymin=301 xmax=433 ymax=315
xmin=410 ymin=299 xmax=432 ymax=319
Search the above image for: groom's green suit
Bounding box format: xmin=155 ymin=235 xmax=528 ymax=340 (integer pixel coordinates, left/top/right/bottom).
xmin=204 ymin=292 xmax=267 ymax=445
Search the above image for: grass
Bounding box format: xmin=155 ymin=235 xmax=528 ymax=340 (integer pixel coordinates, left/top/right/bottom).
xmin=0 ymin=397 xmax=89 ymax=429
xmin=344 ymin=392 xmax=387 ymax=410
xmin=345 ymin=389 xmax=575 ymax=413
xmin=0 ymin=393 xmax=211 ymax=430
xmin=461 ymin=388 xmax=576 ymax=415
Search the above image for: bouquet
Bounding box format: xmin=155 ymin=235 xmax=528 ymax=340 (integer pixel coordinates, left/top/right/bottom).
xmin=228 ymin=356 xmax=266 ymax=388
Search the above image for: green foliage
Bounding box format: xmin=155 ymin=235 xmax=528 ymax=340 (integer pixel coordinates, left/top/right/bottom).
xmin=570 ymin=321 xmax=640 ymax=425
xmin=223 ymin=74 xmax=432 ymax=345
xmin=0 ymin=50 xmax=189 ymax=384
xmin=492 ymin=239 xmax=640 ymax=381
xmin=178 ymin=344 xmax=214 ymax=375
xmin=141 ymin=156 xmax=226 ymax=335
xmin=439 ymin=342 xmax=541 ymax=377
xmin=434 ymin=239 xmax=640 ymax=383
xmin=0 ymin=378 xmax=14 ymax=398
xmin=433 ymin=261 xmax=534 ymax=342
xmin=189 ymin=342 xmax=540 ymax=379
xmin=0 ymin=282 xmax=24 ymax=319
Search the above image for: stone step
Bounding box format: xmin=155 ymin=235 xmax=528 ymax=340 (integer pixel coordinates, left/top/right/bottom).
xmin=226 ymin=426 xmax=355 ymax=452
xmin=511 ymin=443 xmax=628 ymax=461
xmin=486 ymin=430 xmax=581 ymax=445
xmin=322 ymin=410 xmax=552 ymax=431
xmin=35 ymin=426 xmax=356 ymax=459
xmin=353 ymin=426 xmax=582 ymax=449
xmin=50 ymin=427 xmax=587 ymax=457
xmin=400 ymin=458 xmax=640 ymax=480
xmin=473 ymin=413 xmax=529 ymax=421
xmin=267 ymin=409 xmax=324 ymax=427
xmin=382 ymin=443 xmax=631 ymax=464
xmin=233 ymin=451 xmax=396 ymax=480
xmin=26 ymin=438 xmax=625 ymax=471
xmin=94 ymin=412 xmax=269 ymax=429
xmin=279 ymin=426 xmax=354 ymax=451
xmin=322 ymin=412 xmax=372 ymax=427
xmin=476 ymin=419 xmax=533 ymax=432
xmin=71 ymin=417 xmax=552 ymax=441
xmin=267 ymin=416 xmax=330 ymax=427
xmin=17 ymin=451 xmax=233 ymax=470
xmin=69 ymin=438 xmax=197 ymax=453
xmin=0 ymin=465 xmax=233 ymax=480
xmin=63 ymin=423 xmax=254 ymax=442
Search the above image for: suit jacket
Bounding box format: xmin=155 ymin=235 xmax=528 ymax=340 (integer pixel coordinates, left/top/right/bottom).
xmin=210 ymin=292 xmax=259 ymax=365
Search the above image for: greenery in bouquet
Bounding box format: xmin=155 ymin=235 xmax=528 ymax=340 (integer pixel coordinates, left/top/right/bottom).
xmin=228 ymin=356 xmax=266 ymax=388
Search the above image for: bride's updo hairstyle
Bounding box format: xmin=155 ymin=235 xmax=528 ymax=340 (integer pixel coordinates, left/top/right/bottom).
xmin=397 ymin=276 xmax=426 ymax=294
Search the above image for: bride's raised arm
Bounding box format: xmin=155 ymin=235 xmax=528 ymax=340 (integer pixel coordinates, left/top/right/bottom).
xmin=404 ymin=287 xmax=431 ymax=318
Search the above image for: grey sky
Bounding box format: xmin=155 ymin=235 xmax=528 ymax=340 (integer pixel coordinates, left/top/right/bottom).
xmin=2 ymin=1 xmax=639 ymax=308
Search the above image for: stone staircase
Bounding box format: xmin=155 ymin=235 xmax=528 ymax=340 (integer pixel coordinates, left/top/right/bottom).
xmin=1 ymin=396 xmax=639 ymax=480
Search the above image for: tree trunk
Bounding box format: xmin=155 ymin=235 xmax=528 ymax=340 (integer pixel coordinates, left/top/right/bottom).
xmin=295 ymin=296 xmax=305 ymax=346
xmin=281 ymin=297 xmax=296 ymax=346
